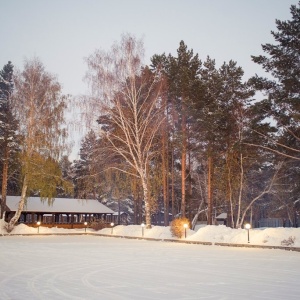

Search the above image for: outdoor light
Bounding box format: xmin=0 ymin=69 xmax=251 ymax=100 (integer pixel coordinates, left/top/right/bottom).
xmin=84 ymin=221 xmax=88 ymax=233
xmin=111 ymin=222 xmax=114 ymax=234
xmin=183 ymin=223 xmax=188 ymax=239
xmin=141 ymin=223 xmax=145 ymax=237
xmin=245 ymin=223 xmax=251 ymax=243
xmin=37 ymin=221 xmax=41 ymax=234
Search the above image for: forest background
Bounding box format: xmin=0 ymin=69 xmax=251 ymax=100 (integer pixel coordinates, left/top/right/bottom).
xmin=1 ymin=1 xmax=300 ymax=230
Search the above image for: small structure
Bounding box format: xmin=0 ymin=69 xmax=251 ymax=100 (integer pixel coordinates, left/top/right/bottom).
xmin=5 ymin=196 xmax=115 ymax=228
xmin=257 ymin=218 xmax=292 ymax=228
xmin=215 ymin=212 xmax=227 ymax=225
xmin=151 ymin=211 xmax=172 ymax=225
xmin=112 ymin=211 xmax=129 ymax=225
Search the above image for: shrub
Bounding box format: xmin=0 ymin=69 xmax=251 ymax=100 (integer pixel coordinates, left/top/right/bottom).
xmin=281 ymin=236 xmax=296 ymax=247
xmin=89 ymin=219 xmax=109 ymax=231
xmin=3 ymin=222 xmax=13 ymax=233
xmin=170 ymin=217 xmax=190 ymax=238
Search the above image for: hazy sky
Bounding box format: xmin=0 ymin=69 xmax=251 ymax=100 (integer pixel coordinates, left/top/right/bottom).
xmin=1 ymin=0 xmax=296 ymax=96
xmin=1 ymin=0 xmax=296 ymax=159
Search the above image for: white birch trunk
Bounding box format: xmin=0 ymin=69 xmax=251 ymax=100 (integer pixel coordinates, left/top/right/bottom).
xmin=236 ymin=152 xmax=244 ymax=228
xmin=7 ymin=175 xmax=28 ymax=232
xmin=141 ymin=173 xmax=151 ymax=229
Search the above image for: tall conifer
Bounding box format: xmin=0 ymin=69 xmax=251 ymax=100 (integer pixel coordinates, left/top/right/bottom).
xmin=0 ymin=61 xmax=19 ymax=218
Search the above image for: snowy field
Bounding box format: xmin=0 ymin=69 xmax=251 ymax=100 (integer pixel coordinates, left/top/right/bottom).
xmin=0 ymin=235 xmax=300 ymax=300
xmin=3 ymin=221 xmax=300 ymax=248
xmin=1 ymin=221 xmax=300 ymax=300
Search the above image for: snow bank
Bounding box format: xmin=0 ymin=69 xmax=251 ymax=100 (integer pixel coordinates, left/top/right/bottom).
xmin=1 ymin=219 xmax=300 ymax=247
xmin=188 ymin=225 xmax=300 ymax=247
xmin=100 ymin=224 xmax=175 ymax=239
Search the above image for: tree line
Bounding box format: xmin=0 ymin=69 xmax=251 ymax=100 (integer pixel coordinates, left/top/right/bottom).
xmin=1 ymin=2 xmax=300 ymax=230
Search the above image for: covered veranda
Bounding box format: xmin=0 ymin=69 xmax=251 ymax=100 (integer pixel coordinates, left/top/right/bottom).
xmin=5 ymin=196 xmax=115 ymax=228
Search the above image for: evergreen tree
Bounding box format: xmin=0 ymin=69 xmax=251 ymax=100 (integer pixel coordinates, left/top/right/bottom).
xmin=152 ymin=41 xmax=202 ymax=219
xmin=72 ymin=130 xmax=99 ymax=198
xmin=250 ymin=2 xmax=300 ymax=225
xmin=250 ymin=2 xmax=300 ymax=156
xmin=191 ymin=57 xmax=275 ymax=228
xmin=0 ymin=61 xmax=19 ymax=218
xmin=57 ymin=155 xmax=73 ymax=197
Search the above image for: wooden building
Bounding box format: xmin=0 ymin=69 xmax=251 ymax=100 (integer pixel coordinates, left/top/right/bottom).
xmin=112 ymin=211 xmax=130 ymax=225
xmin=5 ymin=196 xmax=115 ymax=228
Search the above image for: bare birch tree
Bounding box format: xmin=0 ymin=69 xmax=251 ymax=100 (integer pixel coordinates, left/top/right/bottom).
xmin=226 ymin=106 xmax=282 ymax=228
xmin=84 ymin=34 xmax=165 ymax=228
xmin=6 ymin=58 xmax=69 ymax=232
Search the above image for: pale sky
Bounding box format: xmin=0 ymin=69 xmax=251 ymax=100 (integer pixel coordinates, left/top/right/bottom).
xmin=0 ymin=0 xmax=296 ymax=159
xmin=1 ymin=0 xmax=296 ymax=96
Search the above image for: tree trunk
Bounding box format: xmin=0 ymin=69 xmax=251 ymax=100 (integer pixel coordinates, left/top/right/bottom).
xmin=118 ymin=198 xmax=121 ymax=225
xmin=133 ymin=194 xmax=137 ymax=224
xmin=181 ymin=108 xmax=187 ymax=218
xmin=1 ymin=145 xmax=9 ymax=219
xmin=236 ymin=152 xmax=244 ymax=228
xmin=171 ymin=97 xmax=176 ymax=221
xmin=171 ymin=145 xmax=175 ymax=220
xmin=188 ymin=148 xmax=192 ymax=220
xmin=226 ymin=152 xmax=235 ymax=228
xmin=7 ymin=175 xmax=28 ymax=232
xmin=191 ymin=203 xmax=205 ymax=230
xmin=141 ymin=173 xmax=151 ymax=229
xmin=162 ymin=124 xmax=168 ymax=226
xmin=138 ymin=191 xmax=142 ymax=224
xmin=207 ymin=155 xmax=213 ymax=225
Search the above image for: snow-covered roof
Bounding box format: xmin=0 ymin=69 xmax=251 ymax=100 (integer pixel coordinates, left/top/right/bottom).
xmin=113 ymin=211 xmax=128 ymax=216
xmin=6 ymin=196 xmax=115 ymax=214
xmin=216 ymin=213 xmax=227 ymax=219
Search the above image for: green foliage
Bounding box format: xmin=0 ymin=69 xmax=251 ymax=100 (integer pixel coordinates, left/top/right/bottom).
xmin=0 ymin=60 xmax=19 ymax=158
xmin=0 ymin=61 xmax=20 ymax=216
xmin=170 ymin=217 xmax=190 ymax=238
xmin=251 ymin=2 xmax=300 ymax=127
xmin=249 ymin=2 xmax=300 ymax=224
xmin=6 ymin=58 xmax=70 ymax=230
xmin=23 ymin=152 xmax=73 ymax=199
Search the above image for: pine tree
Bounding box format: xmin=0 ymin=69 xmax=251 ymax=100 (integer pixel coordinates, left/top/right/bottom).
xmin=250 ymin=2 xmax=300 ymax=153
xmin=0 ymin=61 xmax=19 ymax=219
xmin=72 ymin=130 xmax=99 ymax=198
xmin=250 ymin=2 xmax=300 ymax=225
xmin=192 ymin=57 xmax=275 ymax=228
xmin=57 ymin=155 xmax=73 ymax=198
xmin=155 ymin=41 xmax=202 ymax=219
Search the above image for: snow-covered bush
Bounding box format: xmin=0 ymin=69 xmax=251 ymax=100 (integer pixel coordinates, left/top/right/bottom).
xmin=90 ymin=219 xmax=109 ymax=231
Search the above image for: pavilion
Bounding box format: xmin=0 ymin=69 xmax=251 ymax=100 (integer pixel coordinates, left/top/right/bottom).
xmin=5 ymin=196 xmax=115 ymax=227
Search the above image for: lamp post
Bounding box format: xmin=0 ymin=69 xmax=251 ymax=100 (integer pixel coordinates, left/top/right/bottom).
xmin=183 ymin=223 xmax=188 ymax=239
xmin=37 ymin=221 xmax=41 ymax=234
xmin=84 ymin=221 xmax=88 ymax=233
xmin=141 ymin=223 xmax=145 ymax=237
xmin=245 ymin=223 xmax=251 ymax=243
xmin=110 ymin=222 xmax=114 ymax=234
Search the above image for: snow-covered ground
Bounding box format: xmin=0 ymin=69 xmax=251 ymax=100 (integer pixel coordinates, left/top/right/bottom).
xmin=1 ymin=221 xmax=300 ymax=299
xmin=2 ymin=220 xmax=300 ymax=248
xmin=0 ymin=234 xmax=299 ymax=299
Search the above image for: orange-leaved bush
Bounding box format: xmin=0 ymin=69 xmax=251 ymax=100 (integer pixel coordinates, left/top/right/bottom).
xmin=170 ymin=217 xmax=190 ymax=238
